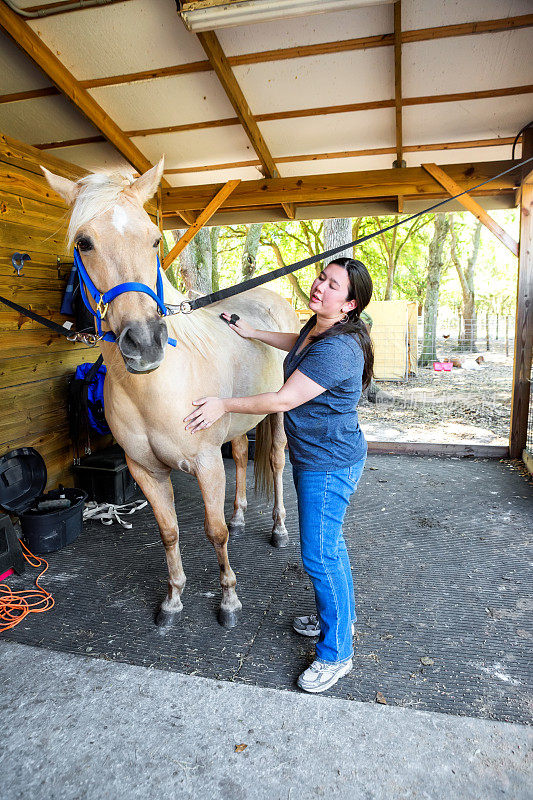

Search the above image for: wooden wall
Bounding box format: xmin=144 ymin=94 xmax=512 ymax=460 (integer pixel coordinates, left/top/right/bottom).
xmin=0 ymin=133 xmax=102 ymax=489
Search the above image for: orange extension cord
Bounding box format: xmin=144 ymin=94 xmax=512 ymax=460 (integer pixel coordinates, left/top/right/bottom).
xmin=0 ymin=541 xmax=54 ymax=632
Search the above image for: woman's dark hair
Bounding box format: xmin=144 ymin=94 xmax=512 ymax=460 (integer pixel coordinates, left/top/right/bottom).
xmin=310 ymin=257 xmax=374 ymax=390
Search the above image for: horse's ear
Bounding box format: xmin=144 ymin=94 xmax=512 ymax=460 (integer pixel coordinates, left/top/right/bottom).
xmin=41 ymin=166 xmax=80 ymax=206
xmin=129 ymin=157 xmax=165 ymax=206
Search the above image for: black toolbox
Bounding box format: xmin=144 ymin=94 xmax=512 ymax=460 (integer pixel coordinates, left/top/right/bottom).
xmin=0 ymin=447 xmax=87 ymax=555
xmin=73 ymin=444 xmax=137 ymax=505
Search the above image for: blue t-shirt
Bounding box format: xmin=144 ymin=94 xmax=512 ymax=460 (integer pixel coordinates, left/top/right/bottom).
xmin=283 ymin=317 xmax=367 ymax=470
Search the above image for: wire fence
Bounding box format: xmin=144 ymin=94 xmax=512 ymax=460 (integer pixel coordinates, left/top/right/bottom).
xmin=526 ymin=361 xmax=533 ymax=458
xmin=369 ymin=315 xmax=515 ymax=383
xmin=358 ymin=311 xmax=516 ymax=447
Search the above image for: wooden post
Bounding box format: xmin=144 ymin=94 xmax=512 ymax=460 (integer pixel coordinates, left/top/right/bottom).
xmin=510 ymin=128 xmax=533 ymax=457
xmin=486 ymin=311 xmax=490 ymax=351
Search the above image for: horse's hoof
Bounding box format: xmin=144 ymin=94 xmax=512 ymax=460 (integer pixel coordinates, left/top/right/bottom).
xmin=270 ymin=529 xmax=289 ymax=548
xmin=218 ymin=606 xmax=240 ymax=628
xmin=155 ymin=608 xmax=181 ymax=628
xmin=228 ymin=521 xmax=245 ymax=538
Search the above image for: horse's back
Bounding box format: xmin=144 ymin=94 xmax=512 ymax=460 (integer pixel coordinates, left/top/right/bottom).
xmin=210 ymin=287 xmax=300 ymax=334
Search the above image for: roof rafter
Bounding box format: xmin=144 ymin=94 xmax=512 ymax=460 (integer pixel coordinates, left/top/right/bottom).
xmin=31 ymin=84 xmax=533 ymax=151
xmin=195 ymin=29 xmax=295 ymax=220
xmin=0 ymin=0 xmax=167 ymax=187
xmin=393 ymin=0 xmax=405 ymax=213
xmin=393 ymin=1 xmax=403 ymax=168
xmin=2 ymin=13 xmax=532 ymax=104
xmin=159 ymin=137 xmax=518 ymax=175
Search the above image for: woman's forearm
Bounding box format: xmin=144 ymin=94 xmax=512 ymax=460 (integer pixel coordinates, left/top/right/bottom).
xmin=253 ymin=330 xmax=299 ymax=351
xmin=223 ymin=392 xmax=285 ymax=415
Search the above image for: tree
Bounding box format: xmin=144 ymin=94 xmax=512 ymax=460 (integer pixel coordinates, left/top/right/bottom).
xmin=450 ymin=216 xmax=482 ymax=352
xmin=324 ymin=217 xmax=352 ymax=263
xmin=239 ymin=223 xmax=263 ymax=280
xmin=419 ymin=214 xmax=450 ymax=366
xmin=368 ymin=215 xmax=433 ymax=300
xmin=267 ymin=240 xmax=310 ymax=306
xmin=210 ymin=227 xmax=220 ymax=291
xmin=260 ymin=220 xmax=324 ymax=306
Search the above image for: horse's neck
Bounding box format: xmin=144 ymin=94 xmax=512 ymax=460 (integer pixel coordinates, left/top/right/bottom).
xmin=160 ymin=271 xmax=187 ymax=305
xmin=161 ymin=273 xmax=221 ymax=359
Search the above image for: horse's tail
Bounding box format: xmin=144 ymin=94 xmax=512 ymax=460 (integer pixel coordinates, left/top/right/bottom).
xmin=254 ymin=415 xmax=273 ymax=499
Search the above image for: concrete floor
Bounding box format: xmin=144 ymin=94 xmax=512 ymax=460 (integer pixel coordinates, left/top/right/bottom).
xmin=4 ymin=455 xmax=532 ymax=722
xmin=1 ymin=640 xmax=531 ymax=800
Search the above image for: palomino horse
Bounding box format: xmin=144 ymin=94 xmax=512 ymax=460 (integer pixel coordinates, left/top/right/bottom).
xmin=43 ymin=159 xmax=299 ymax=628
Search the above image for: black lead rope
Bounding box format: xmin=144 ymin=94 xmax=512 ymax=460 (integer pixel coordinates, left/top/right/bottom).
xmin=185 ymin=155 xmax=533 ymax=313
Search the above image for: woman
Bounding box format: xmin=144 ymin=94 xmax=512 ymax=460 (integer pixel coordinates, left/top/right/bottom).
xmin=184 ymin=257 xmax=374 ymax=693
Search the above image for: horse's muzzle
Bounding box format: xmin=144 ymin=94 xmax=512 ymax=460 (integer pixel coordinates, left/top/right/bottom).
xmin=118 ymin=318 xmax=168 ymax=373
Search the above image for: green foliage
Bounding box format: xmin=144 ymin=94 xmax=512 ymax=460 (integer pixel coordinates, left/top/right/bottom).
xmin=170 ymin=207 xmax=518 ymax=316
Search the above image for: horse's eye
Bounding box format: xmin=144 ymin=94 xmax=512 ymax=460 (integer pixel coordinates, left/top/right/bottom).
xmin=77 ymin=237 xmax=93 ymax=252
xmin=153 ymin=237 xmax=162 ymax=249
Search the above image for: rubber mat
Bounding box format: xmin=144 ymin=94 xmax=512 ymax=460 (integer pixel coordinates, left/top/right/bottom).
xmin=3 ymin=455 xmax=532 ymax=724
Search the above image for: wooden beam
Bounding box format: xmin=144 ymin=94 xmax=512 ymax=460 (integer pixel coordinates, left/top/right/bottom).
xmin=195 ymin=30 xmax=277 ymax=178
xmin=32 ymin=135 xmax=515 ymax=171
xmin=162 ymin=179 xmax=240 ymax=269
xmin=0 ymin=0 xmax=169 ymax=188
xmin=3 ymin=13 xmax=532 ymax=105
xmin=162 ymin=135 xmax=515 ymax=173
xmin=422 ymin=162 xmax=519 ymax=256
xmin=0 ymin=86 xmax=58 ymax=104
xmin=162 ymin=160 xmax=516 ymax=214
xmin=34 ymin=135 xmax=106 ymax=150
xmin=29 ymin=84 xmax=533 ymax=150
xmin=367 ymin=441 xmax=508 ymax=458
xmin=24 ymin=0 xmax=129 ymax=13
xmin=177 ymin=210 xmax=196 ymax=226
xmin=510 ymin=128 xmax=533 ymax=458
xmin=195 ymin=30 xmax=294 ymax=220
xmin=393 ymin=1 xmax=403 ymax=167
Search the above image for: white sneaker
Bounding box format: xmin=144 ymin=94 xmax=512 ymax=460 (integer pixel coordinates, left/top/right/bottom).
xmin=293 ymin=614 xmax=355 ymax=638
xmin=297 ymin=658 xmax=353 ymax=693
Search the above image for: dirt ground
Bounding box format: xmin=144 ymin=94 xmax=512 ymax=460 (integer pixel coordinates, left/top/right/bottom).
xmin=359 ymin=339 xmax=514 ymax=446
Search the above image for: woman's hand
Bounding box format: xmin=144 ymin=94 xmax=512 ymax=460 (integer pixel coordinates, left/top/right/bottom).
xmin=221 ymin=312 xmax=256 ymax=339
xmin=184 ymin=397 xmax=226 ymax=432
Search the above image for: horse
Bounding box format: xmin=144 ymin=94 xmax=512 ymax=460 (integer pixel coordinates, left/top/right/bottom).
xmin=42 ymin=159 xmax=299 ymax=629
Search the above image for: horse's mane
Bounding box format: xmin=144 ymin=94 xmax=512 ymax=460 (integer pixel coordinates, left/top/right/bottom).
xmin=165 ymin=292 xmax=225 ymax=361
xmin=68 ymin=171 xmax=135 ymax=247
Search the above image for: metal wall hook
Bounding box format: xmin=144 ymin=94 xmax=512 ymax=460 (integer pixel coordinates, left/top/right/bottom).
xmin=12 ymin=252 xmax=31 ymax=277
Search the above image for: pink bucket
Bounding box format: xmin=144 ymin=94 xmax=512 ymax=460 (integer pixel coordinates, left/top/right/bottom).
xmin=433 ymin=362 xmax=443 ymax=371
xmin=442 ymin=361 xmax=453 ymax=371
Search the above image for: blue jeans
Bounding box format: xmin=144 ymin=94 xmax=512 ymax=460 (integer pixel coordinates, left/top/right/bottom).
xmin=292 ymin=457 xmax=366 ymax=663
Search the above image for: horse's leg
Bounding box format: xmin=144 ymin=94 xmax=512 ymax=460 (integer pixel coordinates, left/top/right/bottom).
xmin=125 ymin=456 xmax=186 ymax=628
xmin=269 ymin=412 xmax=290 ymax=548
xmin=228 ymin=433 xmax=248 ymax=537
xmin=195 ymin=452 xmax=242 ymax=628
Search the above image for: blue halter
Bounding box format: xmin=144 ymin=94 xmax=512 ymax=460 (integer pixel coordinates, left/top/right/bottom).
xmin=73 ymin=248 xmax=177 ymax=347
